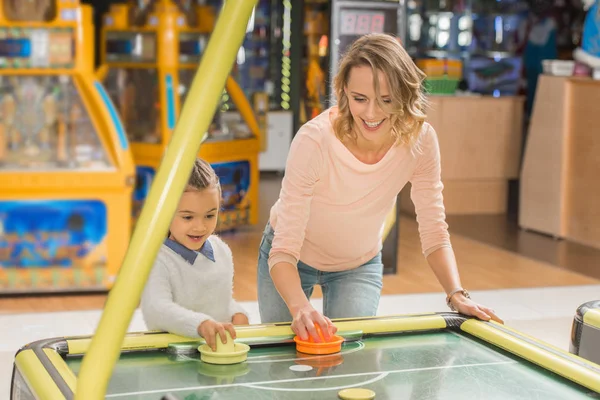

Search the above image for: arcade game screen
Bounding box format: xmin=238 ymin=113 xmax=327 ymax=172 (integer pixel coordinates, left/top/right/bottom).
xmin=178 ymin=68 xmax=228 ymax=140
xmin=0 ymin=27 xmax=112 ymax=171
xmin=179 ymin=67 xmax=255 ymax=142
xmin=178 ymin=32 xmax=208 ymax=64
xmin=103 ymin=30 xmax=160 ymax=144
xmin=0 ymin=74 xmax=112 ymax=170
xmin=103 ymin=68 xmax=160 ymax=144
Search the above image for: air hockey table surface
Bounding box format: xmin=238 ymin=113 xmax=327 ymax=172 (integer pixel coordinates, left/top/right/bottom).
xmin=12 ymin=313 xmax=600 ymax=399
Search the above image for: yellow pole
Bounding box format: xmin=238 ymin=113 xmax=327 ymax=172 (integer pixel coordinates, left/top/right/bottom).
xmin=74 ymin=1 xmax=258 ymax=398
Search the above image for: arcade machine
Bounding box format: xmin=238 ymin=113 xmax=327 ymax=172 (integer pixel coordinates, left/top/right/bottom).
xmin=329 ymin=0 xmax=405 ymax=95
xmin=0 ymin=0 xmax=136 ymax=293
xmin=97 ymin=0 xmax=262 ymax=231
xmin=297 ymin=0 xmax=404 ymax=128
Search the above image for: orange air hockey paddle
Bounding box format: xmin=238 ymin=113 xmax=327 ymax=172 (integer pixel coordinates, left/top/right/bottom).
xmin=294 ymin=324 xmax=344 ymax=355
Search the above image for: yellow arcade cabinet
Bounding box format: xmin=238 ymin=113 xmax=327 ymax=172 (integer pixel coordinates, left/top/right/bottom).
xmin=97 ymin=0 xmax=262 ymax=231
xmin=0 ymin=0 xmax=136 ymax=293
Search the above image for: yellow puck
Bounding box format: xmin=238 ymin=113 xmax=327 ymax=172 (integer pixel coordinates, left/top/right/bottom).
xmin=338 ymin=388 xmax=376 ymax=400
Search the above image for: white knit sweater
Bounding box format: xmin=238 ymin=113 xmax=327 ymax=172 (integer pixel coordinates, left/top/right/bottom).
xmin=140 ymin=235 xmax=248 ymax=338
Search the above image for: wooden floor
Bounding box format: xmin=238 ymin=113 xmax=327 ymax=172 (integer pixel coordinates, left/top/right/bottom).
xmin=446 ymin=214 xmax=600 ymax=281
xmin=1 ymin=174 xmax=598 ymax=314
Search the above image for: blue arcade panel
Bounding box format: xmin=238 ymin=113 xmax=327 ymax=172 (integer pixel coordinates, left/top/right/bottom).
xmin=132 ymin=165 xmax=156 ymax=224
xmin=130 ymin=161 xmax=251 ymax=231
xmin=0 ymin=199 xmax=108 ymax=291
xmin=213 ymin=160 xmax=250 ymax=212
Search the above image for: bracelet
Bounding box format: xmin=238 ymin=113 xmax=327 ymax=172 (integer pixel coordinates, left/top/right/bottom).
xmin=446 ymin=288 xmax=470 ymax=311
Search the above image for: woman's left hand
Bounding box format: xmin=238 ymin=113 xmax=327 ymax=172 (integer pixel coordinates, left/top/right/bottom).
xmin=450 ymin=294 xmax=504 ymax=324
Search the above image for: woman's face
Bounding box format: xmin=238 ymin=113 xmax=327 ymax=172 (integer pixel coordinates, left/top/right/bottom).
xmin=344 ymin=65 xmax=392 ymax=144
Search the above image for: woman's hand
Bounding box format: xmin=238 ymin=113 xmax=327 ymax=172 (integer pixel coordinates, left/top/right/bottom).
xmin=232 ymin=313 xmax=249 ymax=325
xmin=450 ymin=294 xmax=504 ymax=324
xmin=291 ymin=303 xmax=338 ymax=342
xmin=270 ymin=262 xmax=337 ymax=341
xmin=197 ymin=320 xmax=237 ymax=351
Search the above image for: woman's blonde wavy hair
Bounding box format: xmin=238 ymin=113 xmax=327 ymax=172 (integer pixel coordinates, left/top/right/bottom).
xmin=333 ymin=33 xmax=428 ymax=147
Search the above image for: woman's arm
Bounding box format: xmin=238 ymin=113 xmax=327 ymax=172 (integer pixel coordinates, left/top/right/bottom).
xmin=270 ymin=261 xmax=336 ymax=341
xmin=268 ymin=131 xmax=323 ymax=271
xmin=426 ymin=247 xmax=502 ymax=323
xmin=411 ymin=125 xmax=502 ymax=323
xmin=270 ymin=261 xmax=310 ymax=313
xmin=266 ymin=127 xmax=336 ymax=340
xmin=425 ymin=247 xmax=461 ymax=295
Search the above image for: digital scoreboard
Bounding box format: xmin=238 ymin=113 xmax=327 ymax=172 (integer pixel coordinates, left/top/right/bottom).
xmin=330 ymin=0 xmax=403 ymax=80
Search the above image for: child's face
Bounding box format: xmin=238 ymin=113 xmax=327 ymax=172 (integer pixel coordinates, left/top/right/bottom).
xmin=344 ymin=65 xmax=392 ymax=144
xmin=169 ymin=187 xmax=220 ymax=251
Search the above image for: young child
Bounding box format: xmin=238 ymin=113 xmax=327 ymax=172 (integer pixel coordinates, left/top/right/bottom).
xmin=141 ymin=158 xmax=249 ymax=351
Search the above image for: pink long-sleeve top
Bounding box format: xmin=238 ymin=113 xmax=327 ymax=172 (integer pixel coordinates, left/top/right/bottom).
xmin=268 ymin=107 xmax=451 ymax=272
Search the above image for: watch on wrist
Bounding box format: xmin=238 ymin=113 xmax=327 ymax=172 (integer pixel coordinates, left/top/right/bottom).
xmin=446 ymin=288 xmax=470 ymax=311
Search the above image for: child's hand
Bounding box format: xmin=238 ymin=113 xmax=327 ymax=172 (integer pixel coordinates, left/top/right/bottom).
xmin=197 ymin=320 xmax=236 ymax=351
xmin=232 ymin=313 xmax=249 ymax=325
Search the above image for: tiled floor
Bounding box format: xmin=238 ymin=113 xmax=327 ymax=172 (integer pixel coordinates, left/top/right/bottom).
xmin=2 ymin=284 xmax=599 ymax=399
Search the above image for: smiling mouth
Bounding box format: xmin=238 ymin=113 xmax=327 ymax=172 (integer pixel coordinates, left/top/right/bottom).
xmin=362 ymin=119 xmax=384 ymax=128
xmin=188 ymin=235 xmax=203 ymax=241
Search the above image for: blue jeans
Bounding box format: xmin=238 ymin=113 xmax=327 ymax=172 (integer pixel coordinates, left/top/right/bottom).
xmin=257 ymin=222 xmax=384 ymax=323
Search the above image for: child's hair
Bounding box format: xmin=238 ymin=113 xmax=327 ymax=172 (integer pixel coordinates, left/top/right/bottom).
xmin=333 ymin=33 xmax=428 ymax=147
xmin=186 ymin=158 xmax=221 ymax=194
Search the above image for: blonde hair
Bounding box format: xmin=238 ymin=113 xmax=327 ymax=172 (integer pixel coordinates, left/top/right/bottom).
xmin=333 ymin=33 xmax=428 ymax=147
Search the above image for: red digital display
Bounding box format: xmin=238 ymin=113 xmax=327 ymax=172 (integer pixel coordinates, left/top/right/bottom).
xmin=340 ymin=10 xmax=386 ymax=35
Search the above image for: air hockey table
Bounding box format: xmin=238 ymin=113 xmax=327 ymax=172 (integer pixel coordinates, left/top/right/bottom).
xmin=11 ymin=312 xmax=600 ymax=399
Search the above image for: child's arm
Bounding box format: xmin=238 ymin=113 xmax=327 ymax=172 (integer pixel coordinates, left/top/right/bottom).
xmin=140 ymin=260 xmax=212 ymax=338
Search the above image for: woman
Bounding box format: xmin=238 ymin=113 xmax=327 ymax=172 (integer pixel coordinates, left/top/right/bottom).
xmin=257 ymin=33 xmax=502 ymax=342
